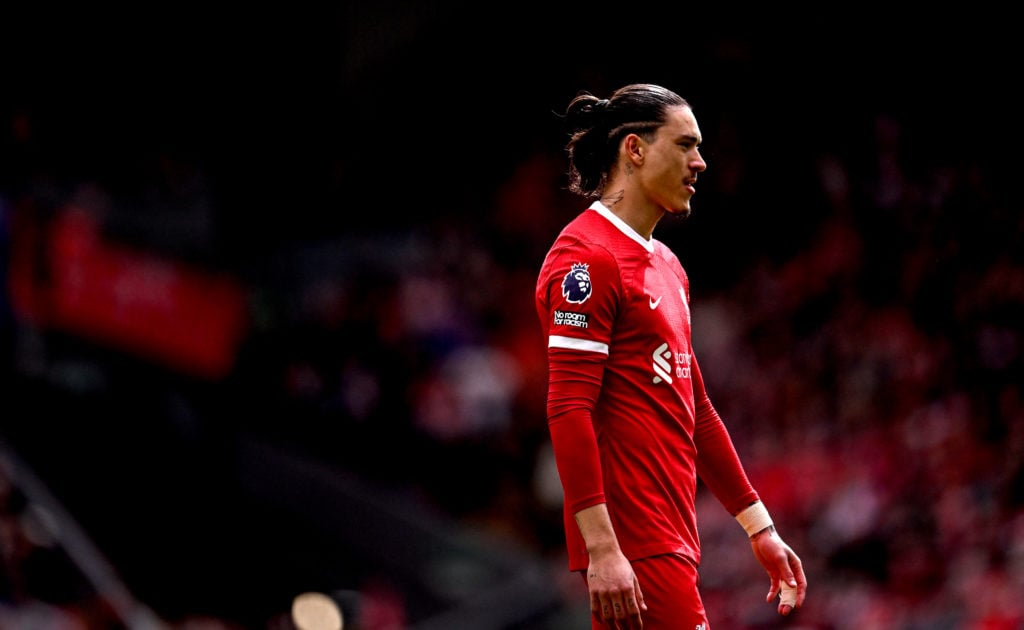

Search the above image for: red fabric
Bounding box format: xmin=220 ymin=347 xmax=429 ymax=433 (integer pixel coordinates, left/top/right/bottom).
xmin=610 ymin=553 xmax=708 ymax=626
xmin=8 ymin=207 xmax=247 ymax=380
xmin=584 ymin=554 xmax=709 ymax=630
xmin=546 ymin=348 xmax=607 ymax=517
xmin=691 ymin=355 xmax=759 ymax=516
xmin=536 ymin=203 xmax=760 ymax=571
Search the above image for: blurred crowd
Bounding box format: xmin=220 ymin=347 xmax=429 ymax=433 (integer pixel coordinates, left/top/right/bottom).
xmin=4 ymin=71 xmax=1024 ymax=630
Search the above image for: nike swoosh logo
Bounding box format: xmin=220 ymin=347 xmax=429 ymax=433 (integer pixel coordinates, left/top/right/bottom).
xmin=649 ymin=296 xmax=662 ymax=309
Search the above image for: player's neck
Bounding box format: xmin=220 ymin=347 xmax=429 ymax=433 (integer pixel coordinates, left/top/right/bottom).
xmin=600 ymin=190 xmax=661 ymax=240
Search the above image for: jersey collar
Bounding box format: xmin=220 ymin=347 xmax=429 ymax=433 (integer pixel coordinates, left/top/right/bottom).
xmin=589 ymin=201 xmax=655 ymax=253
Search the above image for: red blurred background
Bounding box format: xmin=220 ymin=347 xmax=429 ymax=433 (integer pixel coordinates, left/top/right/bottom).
xmin=2 ymin=5 xmax=1022 ymax=629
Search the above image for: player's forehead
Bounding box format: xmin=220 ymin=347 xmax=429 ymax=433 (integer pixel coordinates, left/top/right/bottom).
xmin=657 ymin=105 xmax=701 ymax=143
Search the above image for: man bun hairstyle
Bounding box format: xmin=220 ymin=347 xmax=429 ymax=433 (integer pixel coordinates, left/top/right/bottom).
xmin=562 ymin=83 xmax=689 ymax=198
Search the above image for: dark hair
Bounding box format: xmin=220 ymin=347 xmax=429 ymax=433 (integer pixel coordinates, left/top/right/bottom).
xmin=562 ymin=83 xmax=689 ymax=198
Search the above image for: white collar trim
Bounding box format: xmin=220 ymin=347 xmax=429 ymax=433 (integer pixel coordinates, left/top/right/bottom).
xmin=588 ymin=201 xmax=654 ymax=253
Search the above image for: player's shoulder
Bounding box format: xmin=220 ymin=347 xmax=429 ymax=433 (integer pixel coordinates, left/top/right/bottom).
xmin=539 ymin=222 xmax=621 ymax=294
xmin=545 ymin=212 xmax=616 ymax=258
xmin=541 ymin=232 xmax=617 ymax=278
xmin=651 ymin=238 xmax=683 ymax=263
xmin=558 ymin=207 xmax=605 ymax=237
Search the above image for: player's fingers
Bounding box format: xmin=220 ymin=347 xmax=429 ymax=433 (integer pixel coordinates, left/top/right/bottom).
xmin=599 ymin=595 xmax=615 ymax=622
xmin=776 ymin=564 xmax=803 ymax=616
xmin=632 ymin=574 xmax=647 ymax=612
xmin=789 ymin=554 xmax=808 ymax=607
xmin=619 ymin=599 xmax=643 ymax=630
xmin=779 ymin=580 xmax=798 ymax=610
xmin=765 ymin=576 xmax=781 ymax=604
xmin=775 ymin=553 xmax=805 ymax=613
xmin=612 ymin=598 xmax=626 ymax=620
xmin=591 ymin=591 xmax=604 ymax=622
xmin=624 ymin=596 xmax=645 ymax=625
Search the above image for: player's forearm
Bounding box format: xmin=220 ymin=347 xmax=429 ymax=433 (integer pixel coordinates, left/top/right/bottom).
xmin=546 ymin=350 xmax=608 ymax=514
xmin=574 ymin=503 xmax=622 ymax=557
xmin=694 ymin=416 xmax=759 ymax=513
xmin=549 ymin=408 xmax=606 ymax=513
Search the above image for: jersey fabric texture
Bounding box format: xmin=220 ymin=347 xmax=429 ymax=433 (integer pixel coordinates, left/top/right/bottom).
xmin=535 ymin=201 xmax=759 ymax=571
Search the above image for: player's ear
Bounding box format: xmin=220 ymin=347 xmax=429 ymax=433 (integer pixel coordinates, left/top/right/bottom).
xmin=624 ymin=134 xmax=644 ymax=164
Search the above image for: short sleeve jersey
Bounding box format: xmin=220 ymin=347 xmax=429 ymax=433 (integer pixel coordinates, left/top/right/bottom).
xmin=535 ymin=201 xmax=704 ymax=567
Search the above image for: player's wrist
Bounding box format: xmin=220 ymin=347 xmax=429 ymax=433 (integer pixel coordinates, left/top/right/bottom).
xmin=735 ymin=501 xmax=774 ymax=539
xmin=750 ymin=524 xmax=776 ymax=540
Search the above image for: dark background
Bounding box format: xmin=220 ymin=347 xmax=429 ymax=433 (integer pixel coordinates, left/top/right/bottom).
xmin=3 ymin=4 xmax=1023 ymax=629
xmin=7 ymin=6 xmax=1019 ymax=279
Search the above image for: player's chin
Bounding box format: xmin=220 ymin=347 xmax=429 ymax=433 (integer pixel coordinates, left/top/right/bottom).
xmin=666 ymin=202 xmax=693 ymax=219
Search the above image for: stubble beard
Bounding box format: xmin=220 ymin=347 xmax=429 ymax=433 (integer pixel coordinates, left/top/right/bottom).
xmin=668 ymin=205 xmax=693 ymax=221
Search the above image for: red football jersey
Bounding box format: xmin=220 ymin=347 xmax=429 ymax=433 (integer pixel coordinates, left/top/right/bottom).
xmin=536 ymin=202 xmax=757 ymax=570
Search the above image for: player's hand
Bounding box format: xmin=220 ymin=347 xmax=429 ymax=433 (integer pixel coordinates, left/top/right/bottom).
xmin=586 ymin=551 xmax=646 ymax=628
xmin=750 ymin=527 xmax=806 ymax=615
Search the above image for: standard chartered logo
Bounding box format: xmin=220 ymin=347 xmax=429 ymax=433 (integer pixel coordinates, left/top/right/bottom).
xmin=652 ymin=342 xmax=673 ymax=384
xmin=652 ymin=341 xmax=691 ymax=384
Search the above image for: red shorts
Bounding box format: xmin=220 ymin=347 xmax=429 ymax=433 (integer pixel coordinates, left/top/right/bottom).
xmin=581 ymin=554 xmax=710 ymax=629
